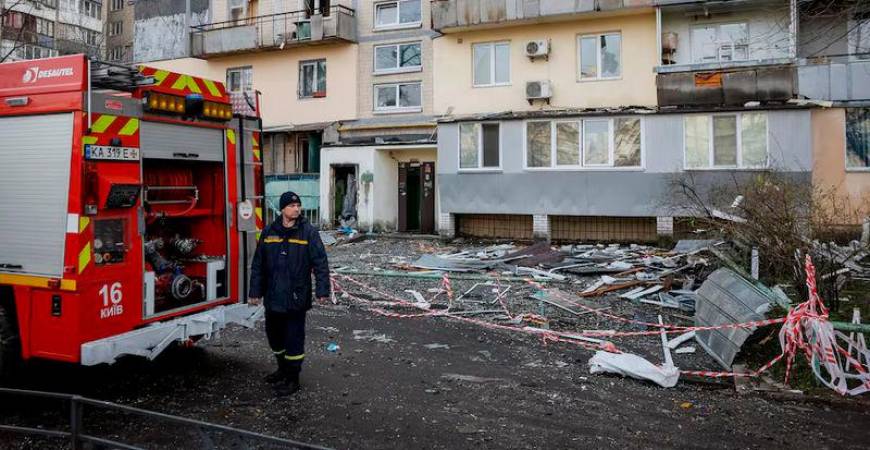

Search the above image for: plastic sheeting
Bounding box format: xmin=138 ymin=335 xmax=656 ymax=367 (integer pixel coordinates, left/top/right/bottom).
xmin=588 ymin=351 xmax=680 ymax=388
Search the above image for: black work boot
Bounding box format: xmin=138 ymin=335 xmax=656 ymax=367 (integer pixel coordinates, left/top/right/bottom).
xmin=275 ymin=366 xmax=300 ymax=397
xmin=263 ymin=354 xmax=286 ymax=384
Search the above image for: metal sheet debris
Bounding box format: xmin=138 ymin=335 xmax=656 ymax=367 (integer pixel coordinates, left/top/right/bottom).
xmin=694 ymin=268 xmax=772 ymax=370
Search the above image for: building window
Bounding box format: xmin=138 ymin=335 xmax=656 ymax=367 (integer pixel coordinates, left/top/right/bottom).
xmin=110 ymin=0 xmax=124 ymax=11
xmin=374 ymin=82 xmax=421 ymax=112
xmin=109 ymin=21 xmax=123 ymax=36
xmin=374 ymin=42 xmax=422 ymax=74
xmin=525 ymin=118 xmax=642 ymax=169
xmin=17 ymin=44 xmax=58 ymax=60
xmin=459 ymin=123 xmax=500 ymax=170
xmin=109 ymin=46 xmax=124 ymax=61
xmin=36 ymin=18 xmax=55 ymax=37
xmin=81 ymin=0 xmax=102 ymax=18
xmin=578 ymin=33 xmax=621 ymax=80
xmin=226 ymin=66 xmax=253 ymax=93
xmin=849 ymin=14 xmax=870 ymax=59
xmin=298 ymin=60 xmax=326 ymax=98
xmin=82 ymin=29 xmax=99 ymax=46
xmin=473 ymin=41 xmax=510 ymax=87
xmin=691 ymin=23 xmax=749 ymax=63
xmin=846 ymin=108 xmax=870 ymax=169
xmin=684 ymin=113 xmax=767 ymax=169
xmin=374 ymin=0 xmax=421 ymax=29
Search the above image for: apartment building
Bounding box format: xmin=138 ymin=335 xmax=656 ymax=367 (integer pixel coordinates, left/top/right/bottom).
xmin=140 ymin=0 xmax=359 ymax=227
xmin=432 ymin=0 xmax=870 ymax=242
xmin=320 ymin=0 xmax=439 ymax=233
xmin=105 ymin=0 xmax=133 ymax=62
xmin=0 ymin=0 xmax=103 ymax=61
xmin=138 ymin=0 xmax=442 ymax=234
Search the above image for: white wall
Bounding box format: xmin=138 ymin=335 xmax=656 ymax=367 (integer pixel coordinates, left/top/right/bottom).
xmin=320 ymin=145 xmax=438 ymax=231
xmin=320 ymin=147 xmax=376 ymax=230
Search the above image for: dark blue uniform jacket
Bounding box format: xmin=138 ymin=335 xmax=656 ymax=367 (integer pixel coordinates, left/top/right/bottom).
xmin=249 ymin=217 xmax=330 ymax=312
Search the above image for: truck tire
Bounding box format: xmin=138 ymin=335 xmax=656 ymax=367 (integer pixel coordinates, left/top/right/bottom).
xmin=0 ymin=301 xmax=20 ymax=380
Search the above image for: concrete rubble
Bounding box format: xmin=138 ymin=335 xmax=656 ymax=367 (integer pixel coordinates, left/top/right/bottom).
xmin=327 ymin=236 xmax=870 ymax=394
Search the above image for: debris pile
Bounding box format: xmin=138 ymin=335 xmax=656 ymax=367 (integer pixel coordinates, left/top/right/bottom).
xmin=326 ymin=237 xmax=870 ymax=396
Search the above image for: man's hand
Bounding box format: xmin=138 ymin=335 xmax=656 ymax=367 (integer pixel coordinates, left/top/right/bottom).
xmin=248 ymin=297 xmax=263 ymax=306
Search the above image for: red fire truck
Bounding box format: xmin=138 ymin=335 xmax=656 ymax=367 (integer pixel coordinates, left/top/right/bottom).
xmin=0 ymin=55 xmax=265 ymax=372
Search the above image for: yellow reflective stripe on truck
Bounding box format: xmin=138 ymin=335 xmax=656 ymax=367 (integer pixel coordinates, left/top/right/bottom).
xmin=78 ymin=244 xmax=91 ymax=274
xmin=90 ymin=115 xmax=116 ymax=134
xmin=117 ymin=118 xmax=139 ymax=136
xmin=0 ymin=273 xmax=76 ymax=291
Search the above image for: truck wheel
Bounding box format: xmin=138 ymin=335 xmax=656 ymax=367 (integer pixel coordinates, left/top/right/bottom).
xmin=0 ymin=301 xmax=20 ymax=380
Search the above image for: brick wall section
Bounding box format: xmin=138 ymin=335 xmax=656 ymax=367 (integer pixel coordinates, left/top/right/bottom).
xmin=532 ymin=214 xmax=550 ymax=241
xmin=656 ymin=216 xmax=674 ymax=237
xmin=439 ymin=212 xmax=455 ymax=238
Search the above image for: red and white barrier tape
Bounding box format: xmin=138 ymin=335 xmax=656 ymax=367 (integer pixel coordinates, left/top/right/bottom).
xmin=330 ymin=262 xmax=870 ymax=393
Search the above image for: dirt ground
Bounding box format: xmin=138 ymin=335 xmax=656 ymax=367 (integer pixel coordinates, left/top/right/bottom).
xmin=2 ymin=237 xmax=870 ymax=449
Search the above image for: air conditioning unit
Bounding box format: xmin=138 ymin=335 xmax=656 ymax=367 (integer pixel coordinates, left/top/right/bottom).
xmin=525 ymin=40 xmax=549 ymax=59
xmin=526 ymin=80 xmax=552 ymax=103
xmin=229 ymin=0 xmax=245 ymax=14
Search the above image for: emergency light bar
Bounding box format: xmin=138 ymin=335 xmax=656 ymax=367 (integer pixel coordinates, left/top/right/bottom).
xmin=143 ymin=92 xmax=232 ymax=121
xmin=145 ymin=92 xmax=186 ymax=114
xmin=202 ymin=101 xmax=233 ymax=121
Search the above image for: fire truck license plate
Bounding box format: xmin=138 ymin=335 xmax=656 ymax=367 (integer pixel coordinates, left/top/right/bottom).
xmin=85 ymin=145 xmax=140 ymax=161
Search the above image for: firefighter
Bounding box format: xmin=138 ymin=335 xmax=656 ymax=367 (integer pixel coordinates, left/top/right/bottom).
xmin=249 ymin=191 xmax=330 ymax=396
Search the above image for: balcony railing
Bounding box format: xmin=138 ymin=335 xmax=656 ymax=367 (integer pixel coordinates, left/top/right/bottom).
xmin=190 ymin=6 xmax=356 ymax=58
xmin=656 ymin=63 xmax=796 ymax=107
xmin=797 ymin=53 xmax=870 ymax=103
xmin=432 ymin=0 xmax=653 ymax=32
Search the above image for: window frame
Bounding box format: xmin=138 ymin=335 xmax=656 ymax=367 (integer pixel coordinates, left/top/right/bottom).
xmin=845 ymin=107 xmax=870 ymax=171
xmin=298 ymin=59 xmax=327 ymax=99
xmin=457 ymin=121 xmax=503 ymax=172
xmin=373 ymin=41 xmax=423 ymax=75
xmin=848 ymin=16 xmax=870 ymax=61
xmin=374 ymin=0 xmax=422 ymax=31
xmin=109 ymin=21 xmax=123 ymax=36
xmin=110 ymin=0 xmax=124 ymax=11
xmin=690 ymin=21 xmax=750 ymax=64
xmin=576 ymin=32 xmax=622 ymax=82
xmin=523 ymin=117 xmax=644 ymax=171
xmin=472 ymin=41 xmax=511 ymax=88
xmin=373 ymin=81 xmax=423 ymax=113
xmin=225 ymin=66 xmax=253 ymax=93
xmin=682 ymin=112 xmax=769 ymax=170
xmin=109 ymin=46 xmax=123 ymax=61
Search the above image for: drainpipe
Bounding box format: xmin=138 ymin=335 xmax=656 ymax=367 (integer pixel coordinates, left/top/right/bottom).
xmin=185 ymin=0 xmax=191 ymax=57
xmin=655 ymin=7 xmax=662 ymax=66
xmin=789 ymin=0 xmax=798 ymax=59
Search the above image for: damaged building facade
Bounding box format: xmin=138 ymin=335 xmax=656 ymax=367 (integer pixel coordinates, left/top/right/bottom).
xmin=432 ymin=0 xmax=870 ymax=241
xmin=136 ymin=0 xmax=439 ymax=233
xmin=139 ymin=0 xmax=359 ymax=226
xmin=319 ymin=0 xmax=439 ymax=234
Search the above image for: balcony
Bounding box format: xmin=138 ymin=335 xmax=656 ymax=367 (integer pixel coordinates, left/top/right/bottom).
xmin=190 ymin=6 xmax=356 ymax=59
xmin=431 ymin=0 xmax=653 ymax=32
xmin=654 ymin=0 xmax=797 ymax=107
xmin=797 ymin=54 xmax=870 ymax=103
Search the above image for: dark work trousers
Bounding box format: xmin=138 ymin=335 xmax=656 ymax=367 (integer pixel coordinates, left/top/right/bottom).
xmin=265 ymin=309 xmax=307 ymax=375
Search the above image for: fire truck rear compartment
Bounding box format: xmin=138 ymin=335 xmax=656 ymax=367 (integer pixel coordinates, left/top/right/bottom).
xmin=142 ymin=160 xmax=228 ymax=316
